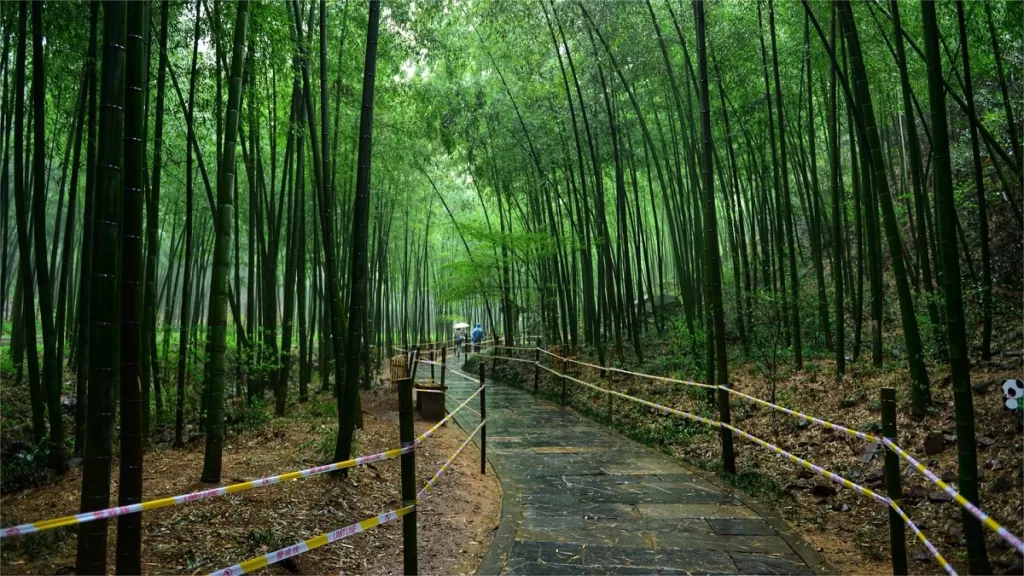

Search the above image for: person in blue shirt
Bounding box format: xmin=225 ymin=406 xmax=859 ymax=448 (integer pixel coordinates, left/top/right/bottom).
xmin=471 ymin=323 xmax=484 ymax=352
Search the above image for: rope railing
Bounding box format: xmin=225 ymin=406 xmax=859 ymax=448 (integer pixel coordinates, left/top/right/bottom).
xmin=479 ymin=342 xmax=1024 ymax=568
xmin=481 ymin=354 xmax=537 ymax=365
xmin=395 ymin=338 xmax=495 ymax=354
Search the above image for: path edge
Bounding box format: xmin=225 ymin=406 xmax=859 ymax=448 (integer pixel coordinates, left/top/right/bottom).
xmin=443 ymin=385 xmax=518 ymax=576
xmin=680 ymin=460 xmax=835 ymax=575
xmin=476 ymin=470 xmax=520 ymax=576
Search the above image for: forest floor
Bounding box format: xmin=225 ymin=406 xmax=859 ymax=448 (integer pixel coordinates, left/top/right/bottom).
xmin=490 ymin=332 xmax=1024 ymax=576
xmin=0 ymin=385 xmax=501 ymax=575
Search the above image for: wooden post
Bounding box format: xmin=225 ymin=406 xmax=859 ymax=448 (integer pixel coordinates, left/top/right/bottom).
xmin=717 ymin=382 xmax=736 ymax=475
xmin=409 ymin=345 xmax=420 ymax=381
xmin=607 ymin=389 xmax=613 ymax=424
xmin=491 ymin=336 xmax=497 ymax=374
xmin=398 ymin=376 xmax=417 ymax=575
xmin=533 ymin=337 xmax=540 ymax=392
xmin=881 ymin=387 xmax=907 ymax=575
xmin=560 ymin=371 xmax=567 ymax=406
xmin=440 ymin=346 xmax=447 ymax=389
xmin=479 ymin=363 xmax=487 ymax=475
xmin=430 ymin=343 xmax=436 ymax=384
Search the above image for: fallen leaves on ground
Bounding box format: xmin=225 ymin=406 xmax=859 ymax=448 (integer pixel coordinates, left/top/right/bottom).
xmin=0 ymin=385 xmax=501 ymax=576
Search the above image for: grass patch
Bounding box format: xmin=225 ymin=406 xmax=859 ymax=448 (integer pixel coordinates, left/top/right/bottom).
xmin=0 ymin=526 xmax=72 ymax=563
xmin=719 ymin=467 xmax=785 ymax=503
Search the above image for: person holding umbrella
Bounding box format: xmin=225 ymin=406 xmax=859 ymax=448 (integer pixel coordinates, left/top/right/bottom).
xmin=453 ymin=322 xmax=470 ymax=357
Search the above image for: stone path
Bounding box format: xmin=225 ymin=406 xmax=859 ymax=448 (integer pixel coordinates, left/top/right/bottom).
xmin=442 ymin=357 xmax=827 ymax=576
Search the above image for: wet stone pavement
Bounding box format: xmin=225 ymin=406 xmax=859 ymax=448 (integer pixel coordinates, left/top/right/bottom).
xmin=442 ymin=357 xmax=821 ymax=576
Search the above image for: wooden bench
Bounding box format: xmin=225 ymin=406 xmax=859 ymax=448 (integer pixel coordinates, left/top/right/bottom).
xmin=414 ymin=382 xmax=448 ymax=421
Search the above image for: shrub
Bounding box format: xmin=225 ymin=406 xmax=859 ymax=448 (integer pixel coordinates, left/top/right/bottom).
xmin=229 ymin=398 xmax=272 ymax=434
xmin=0 ymin=439 xmax=51 ymax=492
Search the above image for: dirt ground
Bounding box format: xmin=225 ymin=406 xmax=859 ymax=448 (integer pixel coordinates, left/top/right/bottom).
xmin=719 ymin=355 xmax=1024 ymax=576
xmin=0 ymin=387 xmax=501 ymax=575
xmin=492 ymin=346 xmax=1024 ymax=576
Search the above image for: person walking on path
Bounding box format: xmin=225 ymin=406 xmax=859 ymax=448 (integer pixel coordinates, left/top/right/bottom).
xmin=455 ymin=331 xmax=464 ymax=357
xmin=471 ymin=323 xmax=484 ymax=353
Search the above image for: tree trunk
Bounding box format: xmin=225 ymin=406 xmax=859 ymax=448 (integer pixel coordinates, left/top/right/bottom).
xmin=115 ymin=1 xmax=148 ymax=570
xmin=174 ymin=0 xmax=202 ymax=449
xmin=839 ymin=0 xmax=930 ymax=413
xmin=12 ymin=0 xmax=45 ymax=448
xmin=890 ymin=0 xmax=943 ymax=357
xmin=828 ymin=3 xmax=845 ymax=377
xmin=919 ymin=1 xmax=988 ymax=572
xmin=768 ymin=0 xmax=802 ymax=369
xmin=954 ymin=0 xmax=991 ymax=361
xmin=76 ymin=0 xmax=126 ymax=571
xmin=201 ymin=0 xmax=248 ymax=484
xmin=693 ymin=0 xmax=734 ymax=475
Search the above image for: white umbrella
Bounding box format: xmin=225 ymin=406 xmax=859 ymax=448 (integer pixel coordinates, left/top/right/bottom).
xmin=453 ymin=322 xmax=470 ymax=329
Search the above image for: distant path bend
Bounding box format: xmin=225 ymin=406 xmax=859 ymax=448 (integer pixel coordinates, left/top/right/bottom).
xmin=443 ymin=355 xmax=831 ymax=576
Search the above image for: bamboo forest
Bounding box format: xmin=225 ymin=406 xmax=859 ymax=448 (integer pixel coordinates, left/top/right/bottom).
xmin=0 ymin=0 xmax=1021 ymax=574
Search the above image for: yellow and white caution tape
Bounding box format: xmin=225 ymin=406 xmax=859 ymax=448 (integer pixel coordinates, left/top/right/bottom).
xmin=4 ymin=375 xmax=486 ymax=540
xmin=722 ymin=423 xmax=956 ymax=576
xmin=537 ymin=363 xmax=957 ymax=575
xmin=540 ymin=348 xmax=1022 ymax=555
xmin=722 ymin=388 xmax=879 ymax=443
xmin=891 ymin=502 xmax=958 ymax=576
xmin=539 ymin=349 xmax=716 ymax=390
xmin=414 ymin=384 xmax=483 ymax=445
xmin=881 ymin=437 xmax=1024 ymax=554
xmin=538 ymin=363 xmax=721 ymax=428
xmin=536 ymin=348 xmax=876 ymax=441
xmin=208 ymin=506 xmax=414 ymax=576
xmin=417 ymin=420 xmax=486 ymax=501
xmin=0 ymin=446 xmax=409 ymax=539
xmin=209 ymin=416 xmax=487 ymax=576
xmin=726 ymin=423 xmax=891 ymax=505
